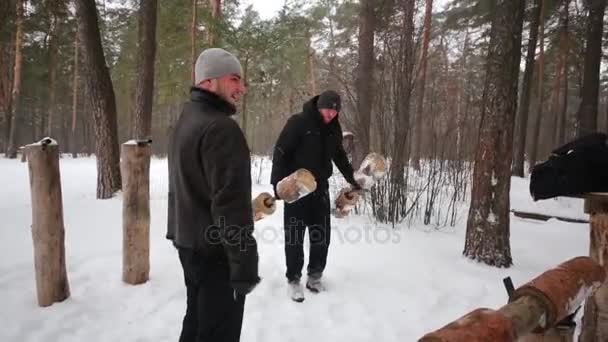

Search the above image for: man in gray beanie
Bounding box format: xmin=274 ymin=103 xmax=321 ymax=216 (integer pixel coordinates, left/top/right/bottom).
xmin=167 ymin=48 xmax=259 ymax=342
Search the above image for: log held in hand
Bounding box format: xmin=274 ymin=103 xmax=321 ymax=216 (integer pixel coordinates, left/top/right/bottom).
xmin=419 ymin=256 xmax=606 ymax=342
xmin=252 ymin=169 xmax=316 ymax=221
xmin=276 ymin=169 xmax=317 ymax=203
xmin=121 ymin=141 xmax=151 ymax=285
xmin=26 ymin=138 xmax=70 ymax=307
xmin=252 ymin=192 xmax=276 ymax=221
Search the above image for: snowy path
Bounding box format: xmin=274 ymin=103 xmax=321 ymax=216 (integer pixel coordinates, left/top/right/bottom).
xmin=0 ymin=158 xmax=589 ymax=341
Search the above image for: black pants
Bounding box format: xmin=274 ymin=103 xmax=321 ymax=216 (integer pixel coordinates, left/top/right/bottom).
xmin=283 ymin=188 xmax=331 ymax=282
xmin=178 ymin=248 xmax=245 ymax=342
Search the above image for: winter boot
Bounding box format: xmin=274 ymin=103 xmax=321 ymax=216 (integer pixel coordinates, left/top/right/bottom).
xmin=306 ymin=275 xmax=325 ymax=293
xmin=288 ymin=280 xmax=305 ymax=302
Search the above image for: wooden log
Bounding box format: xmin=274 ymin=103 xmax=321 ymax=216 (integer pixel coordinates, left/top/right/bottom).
xmin=334 ymin=189 xmax=360 ymax=218
xmin=510 ymin=210 xmax=589 ymax=224
xmin=353 ymin=152 xmax=387 ymax=190
xmin=276 ymin=168 xmax=316 ymax=203
xmin=252 ymin=192 xmax=276 ymax=221
xmin=419 ymin=256 xmax=605 ymax=342
xmin=579 ymin=194 xmax=608 ymax=342
xmin=253 ymin=169 xmax=317 ymax=221
xmin=26 ymin=138 xmax=70 ymax=307
xmin=333 ymin=153 xmax=386 ymax=218
xmin=121 ymin=140 xmax=151 ymax=285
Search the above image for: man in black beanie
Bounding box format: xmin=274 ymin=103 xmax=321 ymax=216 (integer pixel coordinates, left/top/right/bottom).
xmin=270 ymin=90 xmax=361 ymax=302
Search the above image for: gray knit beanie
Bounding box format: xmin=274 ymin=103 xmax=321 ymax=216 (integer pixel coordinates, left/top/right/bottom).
xmin=194 ymin=48 xmax=243 ymax=85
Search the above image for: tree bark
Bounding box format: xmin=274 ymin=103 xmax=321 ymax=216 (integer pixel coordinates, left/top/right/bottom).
xmin=463 ymin=0 xmax=525 ymax=267
xmin=412 ymin=0 xmax=433 ymax=171
xmin=26 ymin=141 xmax=70 ymax=306
xmin=75 ymin=0 xmax=122 ymax=198
xmin=305 ymin=30 xmax=317 ymax=96
xmin=575 ymin=0 xmax=606 ymax=137
xmin=191 ymin=0 xmax=197 ymax=85
xmin=71 ymin=22 xmax=79 ymax=158
xmin=0 ymin=0 xmax=16 ymax=153
xmin=579 ymin=196 xmax=608 ymax=342
xmin=241 ymin=55 xmax=249 ymax=137
xmin=207 ymin=0 xmax=221 ymax=46
xmin=6 ymin=0 xmax=24 ymax=158
xmin=354 ymin=0 xmax=375 ymax=169
xmin=121 ymin=142 xmax=151 ymax=285
xmin=528 ymin=0 xmax=546 ymax=171
xmin=47 ymin=12 xmax=58 ymax=137
xmin=134 ymin=0 xmax=157 ymax=140
xmin=386 ymin=0 xmax=415 ymax=224
xmin=512 ymin=0 xmax=541 ymax=177
xmin=553 ymin=0 xmax=570 ymax=147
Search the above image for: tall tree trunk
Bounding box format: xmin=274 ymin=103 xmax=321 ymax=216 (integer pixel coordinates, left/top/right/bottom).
xmin=575 ymin=0 xmax=606 ymax=137
xmin=134 ymin=0 xmax=157 ymax=140
xmin=207 ymin=0 xmax=221 ymax=46
xmin=463 ymin=0 xmax=525 ymax=268
xmin=191 ymin=0 xmax=197 ymax=85
xmin=71 ymin=22 xmax=79 ymax=158
xmin=241 ymin=55 xmax=249 ymax=138
xmin=412 ymin=0 xmax=433 ymax=171
xmin=387 ymin=0 xmax=415 ymax=224
xmin=6 ymin=0 xmax=24 ymax=159
xmin=512 ymin=0 xmax=541 ymax=177
xmin=75 ymin=0 xmax=122 ymax=199
xmin=305 ymin=30 xmax=317 ymax=96
xmin=528 ymin=0 xmax=546 ymax=171
xmin=0 ymin=0 xmax=15 ymax=153
xmin=554 ymin=0 xmax=570 ymax=147
xmin=47 ymin=13 xmax=58 ymax=138
xmin=560 ymin=62 xmax=569 ymax=143
xmin=326 ymin=7 xmax=339 ymax=91
xmin=354 ymin=0 xmax=375 ymax=168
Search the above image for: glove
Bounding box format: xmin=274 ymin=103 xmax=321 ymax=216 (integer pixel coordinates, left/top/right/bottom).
xmin=232 ymin=276 xmax=261 ymax=296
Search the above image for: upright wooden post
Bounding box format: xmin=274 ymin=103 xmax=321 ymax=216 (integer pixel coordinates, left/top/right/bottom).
xmin=579 ymin=193 xmax=608 ymax=342
xmin=121 ymin=140 xmax=151 ymax=285
xmin=26 ymin=138 xmax=70 ymax=307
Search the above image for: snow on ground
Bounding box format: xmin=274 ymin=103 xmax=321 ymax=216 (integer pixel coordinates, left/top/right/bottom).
xmin=0 ymin=157 xmax=589 ymax=341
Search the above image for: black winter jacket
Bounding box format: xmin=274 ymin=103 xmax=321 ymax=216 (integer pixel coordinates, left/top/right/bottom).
xmin=167 ymin=88 xmax=259 ymax=294
xmin=270 ymin=95 xmax=357 ymax=193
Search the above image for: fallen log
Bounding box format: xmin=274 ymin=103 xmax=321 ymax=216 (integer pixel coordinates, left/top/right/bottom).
xmin=510 ymin=210 xmax=588 ymax=224
xmin=419 ymin=256 xmax=605 ymax=342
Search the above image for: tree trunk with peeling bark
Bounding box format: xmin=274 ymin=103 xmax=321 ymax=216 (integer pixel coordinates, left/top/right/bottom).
xmin=412 ymin=0 xmax=433 ymax=171
xmin=6 ymin=0 xmax=24 ymax=159
xmin=579 ymin=196 xmax=608 ymax=342
xmin=75 ymin=0 xmax=122 ymax=198
xmin=133 ymin=0 xmax=157 ymax=140
xmin=207 ymin=0 xmax=221 ymax=46
xmin=354 ymin=0 xmax=375 ymax=169
xmin=463 ymin=0 xmax=525 ymax=268
xmin=528 ymin=0 xmax=546 ymax=171
xmin=513 ymin=0 xmax=541 ymax=177
xmin=575 ymin=0 xmax=606 ymax=137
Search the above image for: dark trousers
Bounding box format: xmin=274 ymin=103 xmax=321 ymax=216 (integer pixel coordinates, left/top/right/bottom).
xmin=178 ymin=248 xmax=245 ymax=342
xmin=283 ymin=188 xmax=331 ymax=282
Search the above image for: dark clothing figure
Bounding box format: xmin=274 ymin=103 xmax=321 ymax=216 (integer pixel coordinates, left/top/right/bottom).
xmin=178 ymin=248 xmax=246 ymax=342
xmin=271 ymin=92 xmax=359 ymax=284
xmin=168 ymin=87 xmax=259 ymax=341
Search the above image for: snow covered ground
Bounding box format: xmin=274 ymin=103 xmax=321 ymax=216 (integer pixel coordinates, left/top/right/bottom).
xmin=0 ymin=157 xmax=590 ymax=341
